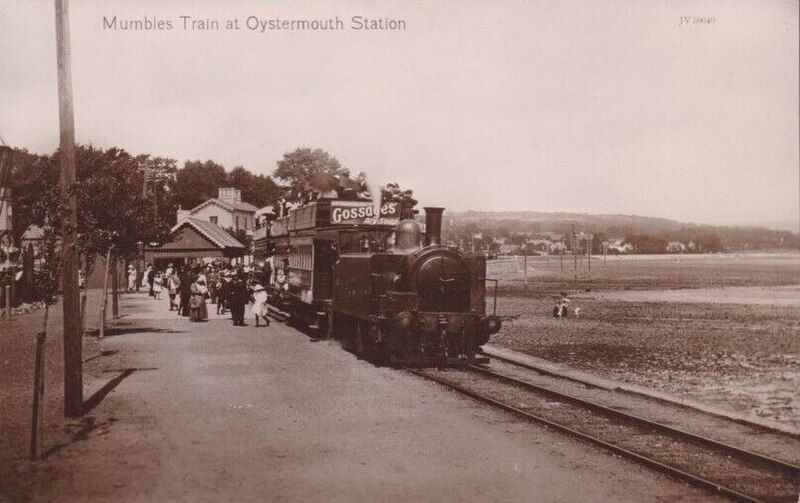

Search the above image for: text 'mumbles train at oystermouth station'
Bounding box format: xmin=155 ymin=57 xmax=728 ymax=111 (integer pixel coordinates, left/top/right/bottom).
xmin=102 ymin=15 xmax=408 ymax=32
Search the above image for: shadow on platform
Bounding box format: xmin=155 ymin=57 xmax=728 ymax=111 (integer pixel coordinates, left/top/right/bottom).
xmin=84 ymin=326 xmax=185 ymax=338
xmin=42 ymin=366 xmax=157 ymax=459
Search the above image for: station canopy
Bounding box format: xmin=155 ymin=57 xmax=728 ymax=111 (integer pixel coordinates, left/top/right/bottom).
xmin=144 ymin=217 xmax=245 ymax=261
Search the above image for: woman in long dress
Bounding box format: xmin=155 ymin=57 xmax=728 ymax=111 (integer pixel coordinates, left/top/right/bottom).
xmin=189 ymin=279 xmax=208 ymax=322
xmin=251 ymin=283 xmax=270 ymax=327
xmin=197 ymin=279 xmax=209 ymax=319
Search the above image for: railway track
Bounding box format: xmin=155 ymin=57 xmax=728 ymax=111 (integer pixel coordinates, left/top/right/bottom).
xmin=483 ymin=348 xmax=800 ymax=439
xmin=409 ymin=363 xmax=800 ymax=503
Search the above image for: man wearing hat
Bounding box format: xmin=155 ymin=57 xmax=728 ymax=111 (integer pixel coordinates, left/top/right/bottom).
xmin=228 ymin=270 xmax=249 ymax=326
xmin=178 ymin=266 xmax=193 ymax=317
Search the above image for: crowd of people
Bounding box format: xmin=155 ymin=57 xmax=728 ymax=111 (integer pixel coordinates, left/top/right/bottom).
xmin=126 ymin=259 xmax=281 ymax=327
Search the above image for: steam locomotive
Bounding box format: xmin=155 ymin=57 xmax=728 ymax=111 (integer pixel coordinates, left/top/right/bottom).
xmin=254 ymin=200 xmax=501 ymax=367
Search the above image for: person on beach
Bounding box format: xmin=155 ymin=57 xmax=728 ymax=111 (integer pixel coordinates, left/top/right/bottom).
xmin=553 ymin=293 xmax=570 ymax=318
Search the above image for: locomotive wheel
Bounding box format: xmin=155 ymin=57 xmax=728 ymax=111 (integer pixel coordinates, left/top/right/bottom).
xmin=368 ymin=323 xmax=388 ymax=366
xmin=385 ymin=311 xmax=416 ymax=367
xmin=339 ymin=316 xmax=358 ymax=352
xmin=385 ymin=333 xmax=410 ymax=368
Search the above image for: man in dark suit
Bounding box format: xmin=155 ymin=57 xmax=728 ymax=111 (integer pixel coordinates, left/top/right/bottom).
xmin=146 ymin=265 xmax=156 ymax=298
xmin=228 ymin=271 xmax=249 ymax=326
xmin=178 ymin=266 xmax=193 ymax=317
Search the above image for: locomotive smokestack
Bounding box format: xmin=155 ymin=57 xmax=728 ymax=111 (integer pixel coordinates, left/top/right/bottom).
xmin=424 ymin=207 xmax=444 ymax=246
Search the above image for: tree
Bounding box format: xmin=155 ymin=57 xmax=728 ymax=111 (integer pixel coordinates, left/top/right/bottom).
xmin=8 ymin=145 xmax=175 ymax=310
xmin=70 ymin=147 xmax=172 ymax=261
xmin=226 ymin=166 xmax=281 ymax=208
xmin=175 ymin=160 xmax=227 ymax=210
xmin=592 ymin=232 xmax=608 ymax=254
xmin=625 ymin=234 xmax=668 ymax=254
xmin=509 ymin=233 xmax=526 ymax=246
xmin=274 ymin=148 xmax=344 ymax=201
xmin=174 ymin=161 xmax=281 ymax=214
xmin=5 ymin=148 xmax=53 ymax=244
xmin=694 ymin=230 xmax=723 ymax=253
xmin=140 ymin=154 xmax=179 ymax=227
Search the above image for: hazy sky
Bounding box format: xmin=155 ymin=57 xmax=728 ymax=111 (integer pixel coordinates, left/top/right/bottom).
xmin=1 ymin=0 xmax=798 ymax=228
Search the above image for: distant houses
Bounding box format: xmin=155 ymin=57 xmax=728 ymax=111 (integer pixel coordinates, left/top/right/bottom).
xmin=452 ymin=232 xmax=714 ymax=255
xmin=666 ymin=240 xmax=698 ymax=253
xmin=446 ymin=231 xmax=657 ymax=255
xmin=607 ymin=239 xmax=634 ymax=254
xmin=464 ymin=234 xmax=573 ymax=256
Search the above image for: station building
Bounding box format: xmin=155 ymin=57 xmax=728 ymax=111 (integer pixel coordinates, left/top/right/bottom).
xmin=176 ymin=187 xmax=258 ymax=231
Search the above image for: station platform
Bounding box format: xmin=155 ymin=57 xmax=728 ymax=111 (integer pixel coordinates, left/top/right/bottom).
xmin=4 ymin=292 xmax=718 ymax=502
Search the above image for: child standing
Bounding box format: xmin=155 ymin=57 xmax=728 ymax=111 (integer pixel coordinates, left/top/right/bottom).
xmin=251 ymin=283 xmax=270 ymax=327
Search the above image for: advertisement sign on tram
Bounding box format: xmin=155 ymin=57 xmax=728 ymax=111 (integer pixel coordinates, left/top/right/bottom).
xmin=330 ymin=201 xmax=400 ymax=226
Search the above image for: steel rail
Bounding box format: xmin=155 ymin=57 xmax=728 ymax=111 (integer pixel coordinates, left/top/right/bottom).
xmin=409 ymin=368 xmax=779 ymax=503
xmin=468 ymin=363 xmax=800 ymax=477
xmin=485 ymin=349 xmax=800 ymax=441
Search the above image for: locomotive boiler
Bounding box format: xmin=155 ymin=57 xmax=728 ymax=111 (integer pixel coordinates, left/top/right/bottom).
xmin=256 ymin=200 xmax=501 ymax=367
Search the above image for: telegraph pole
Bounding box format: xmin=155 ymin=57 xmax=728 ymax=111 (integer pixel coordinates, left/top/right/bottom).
xmin=587 ymin=234 xmax=592 ymax=277
xmin=572 ymin=227 xmax=577 ymax=271
xmin=55 ymin=0 xmax=83 ymax=417
xmin=523 ymin=252 xmax=528 ymax=291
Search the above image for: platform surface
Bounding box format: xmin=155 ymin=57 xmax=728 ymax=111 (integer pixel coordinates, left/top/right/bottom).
xmin=3 ymin=292 xmax=719 ymax=502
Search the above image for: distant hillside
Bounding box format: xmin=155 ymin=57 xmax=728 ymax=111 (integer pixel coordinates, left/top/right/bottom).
xmin=753 ymin=220 xmax=800 ymax=233
xmin=444 ymin=211 xmax=799 ymax=252
xmin=449 ymin=211 xmax=689 ymax=234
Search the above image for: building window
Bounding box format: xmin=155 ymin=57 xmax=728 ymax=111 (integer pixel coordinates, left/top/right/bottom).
xmin=210 ymin=216 xmax=218 ymax=225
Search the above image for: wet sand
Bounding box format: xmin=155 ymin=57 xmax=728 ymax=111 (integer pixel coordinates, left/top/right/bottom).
xmin=574 ymin=285 xmax=800 ymax=306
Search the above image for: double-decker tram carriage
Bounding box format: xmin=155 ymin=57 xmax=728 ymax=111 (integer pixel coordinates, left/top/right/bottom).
xmin=254 ymin=198 xmax=501 ymax=367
